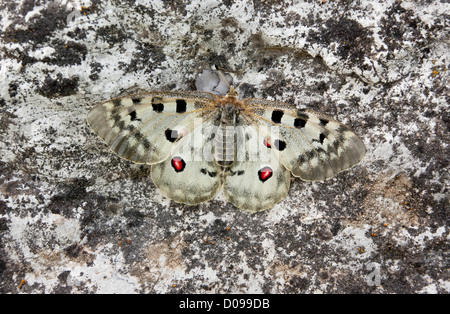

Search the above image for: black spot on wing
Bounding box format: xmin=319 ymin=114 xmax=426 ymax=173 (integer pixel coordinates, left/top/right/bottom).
xmin=298 ymin=150 xmax=315 ymax=164
xmin=274 ymin=139 xmax=286 ymax=151
xmin=152 ymin=103 xmax=164 ymax=112
xmin=176 ymin=99 xmax=187 ymax=113
xmin=228 ymin=169 xmax=245 ymax=176
xmin=271 ymin=110 xmax=284 ymax=124
xmin=319 ymin=133 xmax=326 ymax=144
xmin=112 ymin=114 xmax=121 ymax=123
xmin=165 ymin=129 xmax=179 ymax=143
xmin=129 ymin=110 xmax=141 ymax=121
xmin=297 ymin=110 xmax=309 ymax=120
xmin=112 ymin=99 xmax=122 ymax=107
xmin=200 ymin=168 xmax=217 ymax=177
xmin=143 ymin=138 xmax=151 ymax=149
xmin=134 ymin=131 xmax=143 ymax=140
xmin=132 ymin=98 xmax=141 ymax=104
xmin=319 ymin=118 xmax=329 ymax=126
xmin=208 ymin=171 xmax=217 ymax=178
xmin=117 ymin=120 xmax=125 ymax=130
xmin=312 ymin=133 xmax=327 ymax=145
xmin=294 ymin=118 xmax=306 ymax=128
xmin=111 ymin=107 xmax=120 ymax=115
xmin=294 ymin=111 xmax=308 ymax=128
xmin=332 ymin=138 xmax=341 ymax=151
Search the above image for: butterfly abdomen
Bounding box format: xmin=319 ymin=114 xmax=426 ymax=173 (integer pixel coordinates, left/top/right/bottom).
xmin=214 ymin=125 xmax=236 ymax=167
xmin=214 ymin=105 xmax=239 ymax=167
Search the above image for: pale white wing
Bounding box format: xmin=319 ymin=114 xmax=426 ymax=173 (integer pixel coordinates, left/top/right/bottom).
xmin=87 ymin=91 xmax=219 ymax=164
xmin=223 ymin=125 xmax=291 ymax=212
xmin=241 ymin=98 xmax=366 ymax=181
xmin=151 ymin=118 xmax=221 ymax=205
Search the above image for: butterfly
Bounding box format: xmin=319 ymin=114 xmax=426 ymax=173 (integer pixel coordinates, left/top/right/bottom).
xmin=87 ymin=74 xmax=366 ymax=212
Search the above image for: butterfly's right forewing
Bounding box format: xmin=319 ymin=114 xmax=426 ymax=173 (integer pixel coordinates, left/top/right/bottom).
xmin=87 ymin=91 xmax=219 ymax=164
xmin=242 ymin=98 xmax=366 ymax=181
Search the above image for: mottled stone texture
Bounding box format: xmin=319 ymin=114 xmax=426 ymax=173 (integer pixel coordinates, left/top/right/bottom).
xmin=0 ymin=0 xmax=448 ymax=293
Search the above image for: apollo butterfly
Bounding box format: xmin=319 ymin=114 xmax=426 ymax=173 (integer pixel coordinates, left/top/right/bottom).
xmin=87 ymin=71 xmax=365 ymax=212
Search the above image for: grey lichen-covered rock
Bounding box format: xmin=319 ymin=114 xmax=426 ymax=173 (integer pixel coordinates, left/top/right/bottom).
xmin=0 ymin=0 xmax=448 ymax=293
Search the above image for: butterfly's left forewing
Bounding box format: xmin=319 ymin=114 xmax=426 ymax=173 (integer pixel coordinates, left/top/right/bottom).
xmin=87 ymin=91 xmax=219 ymax=164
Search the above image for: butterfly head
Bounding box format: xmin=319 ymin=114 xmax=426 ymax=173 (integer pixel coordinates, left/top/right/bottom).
xmin=218 ymin=86 xmax=243 ymax=109
xmin=226 ymin=86 xmax=239 ymax=97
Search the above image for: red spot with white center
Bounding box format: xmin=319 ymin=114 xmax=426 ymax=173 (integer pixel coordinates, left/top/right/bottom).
xmin=258 ymin=166 xmax=273 ymax=182
xmin=171 ymin=157 xmax=186 ymax=172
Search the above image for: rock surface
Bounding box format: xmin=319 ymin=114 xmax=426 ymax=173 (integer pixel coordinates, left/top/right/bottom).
xmin=0 ymin=0 xmax=448 ymax=293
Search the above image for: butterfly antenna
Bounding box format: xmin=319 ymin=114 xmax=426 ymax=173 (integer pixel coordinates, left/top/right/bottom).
xmin=235 ymin=71 xmax=261 ymax=92
xmin=217 ymin=70 xmax=238 ymax=96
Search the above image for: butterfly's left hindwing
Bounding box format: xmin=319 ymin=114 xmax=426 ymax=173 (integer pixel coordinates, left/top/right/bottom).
xmin=151 ymin=119 xmax=221 ymax=205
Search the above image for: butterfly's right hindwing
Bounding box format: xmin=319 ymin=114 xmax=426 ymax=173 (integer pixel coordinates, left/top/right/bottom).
xmin=223 ymin=124 xmax=291 ymax=212
xmin=87 ymin=91 xmax=219 ymax=164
